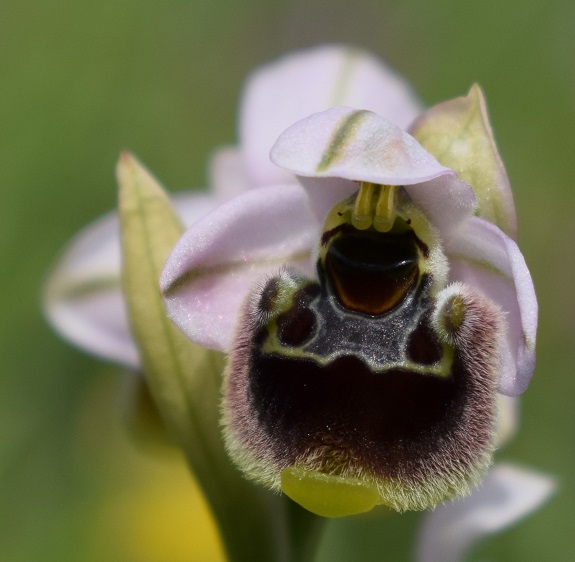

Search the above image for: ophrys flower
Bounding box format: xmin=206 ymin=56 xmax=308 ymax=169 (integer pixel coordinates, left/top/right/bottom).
xmin=44 ymin=44 xmax=552 ymax=559
xmin=161 ymin=86 xmax=537 ymax=516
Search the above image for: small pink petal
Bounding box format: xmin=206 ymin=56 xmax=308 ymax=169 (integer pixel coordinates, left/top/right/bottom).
xmin=161 ymin=184 xmax=319 ymax=352
xmin=416 ymin=464 xmax=555 ymax=562
xmin=297 ymin=164 xmax=476 ymax=232
xmin=240 ymin=45 xmax=421 ymax=187
xmin=446 ymin=217 xmax=537 ymax=396
xmin=271 ymin=106 xmax=453 ymax=185
xmin=405 ymin=175 xmax=476 ymax=239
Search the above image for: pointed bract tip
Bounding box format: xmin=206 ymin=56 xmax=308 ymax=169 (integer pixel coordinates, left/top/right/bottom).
xmin=117 ymin=151 xmax=138 ymax=177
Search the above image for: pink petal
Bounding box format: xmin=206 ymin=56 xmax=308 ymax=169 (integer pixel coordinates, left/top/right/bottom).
xmin=43 ymin=193 xmax=218 ymax=368
xmin=404 ymin=175 xmax=476 ymax=240
xmin=416 ymin=464 xmax=555 ymax=562
xmin=240 ymin=44 xmax=421 ymax=187
xmin=270 ymin=106 xmax=453 ymax=185
xmin=445 ymin=217 xmax=537 ymax=396
xmin=160 ymin=184 xmax=319 ymax=352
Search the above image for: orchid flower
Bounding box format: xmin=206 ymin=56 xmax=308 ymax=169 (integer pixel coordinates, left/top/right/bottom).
xmin=161 ymin=62 xmax=538 ymax=510
xmin=44 ymin=45 xmax=553 ymax=561
xmin=160 ymin=45 xmax=552 ymax=529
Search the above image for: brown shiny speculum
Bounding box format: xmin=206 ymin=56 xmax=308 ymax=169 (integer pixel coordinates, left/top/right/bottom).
xmin=323 ymin=221 xmax=421 ymax=316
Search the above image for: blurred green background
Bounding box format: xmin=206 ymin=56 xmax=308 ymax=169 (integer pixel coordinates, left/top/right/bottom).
xmin=1 ymin=0 xmax=573 ymax=560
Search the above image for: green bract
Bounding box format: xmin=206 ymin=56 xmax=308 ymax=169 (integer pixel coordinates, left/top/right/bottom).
xmin=410 ymin=84 xmax=517 ymax=239
xmin=118 ymin=153 xmax=299 ymax=562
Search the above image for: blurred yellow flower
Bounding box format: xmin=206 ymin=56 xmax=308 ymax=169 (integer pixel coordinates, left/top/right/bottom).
xmin=77 ymin=372 xmax=225 ymax=562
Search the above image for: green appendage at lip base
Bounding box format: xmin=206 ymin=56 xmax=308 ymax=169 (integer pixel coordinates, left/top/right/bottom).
xmin=281 ymin=466 xmax=381 ymax=518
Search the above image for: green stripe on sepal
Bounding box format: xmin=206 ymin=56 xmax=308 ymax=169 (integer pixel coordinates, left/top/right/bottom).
xmin=317 ymin=110 xmax=371 ymax=172
xmin=410 ymin=84 xmax=517 ymax=240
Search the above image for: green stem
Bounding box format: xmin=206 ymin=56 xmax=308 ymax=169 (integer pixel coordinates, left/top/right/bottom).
xmin=168 ymin=352 xmax=289 ymax=562
xmin=286 ymin=500 xmax=326 ymax=562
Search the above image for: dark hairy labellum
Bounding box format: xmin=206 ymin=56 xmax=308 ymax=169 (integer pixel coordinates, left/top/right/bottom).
xmin=223 ymin=219 xmax=503 ymax=511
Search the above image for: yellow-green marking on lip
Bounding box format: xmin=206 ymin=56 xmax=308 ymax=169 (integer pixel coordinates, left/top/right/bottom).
xmin=281 ymin=466 xmax=380 ymax=518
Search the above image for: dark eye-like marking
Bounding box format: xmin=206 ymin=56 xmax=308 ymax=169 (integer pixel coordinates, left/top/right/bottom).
xmin=325 ymin=229 xmax=419 ymax=315
xmin=276 ymin=287 xmax=319 ymax=347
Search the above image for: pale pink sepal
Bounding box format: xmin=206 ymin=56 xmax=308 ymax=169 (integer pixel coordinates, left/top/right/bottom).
xmin=43 ymin=193 xmax=218 ymax=368
xmin=43 ymin=207 xmax=139 ymax=367
xmin=209 ymin=146 xmax=250 ymax=201
xmin=416 ymin=464 xmax=555 ymax=562
xmin=446 ymin=217 xmax=537 ymax=396
xmin=160 ymin=184 xmax=318 ymax=352
xmin=241 ymin=45 xmax=421 ymax=187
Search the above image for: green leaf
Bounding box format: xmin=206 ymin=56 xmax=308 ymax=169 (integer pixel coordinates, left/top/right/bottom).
xmin=117 ymin=152 xmax=289 ymax=562
xmin=410 ymin=85 xmax=517 ymax=239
